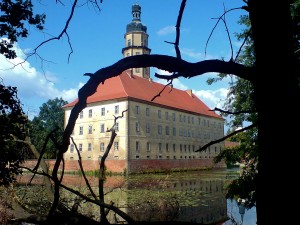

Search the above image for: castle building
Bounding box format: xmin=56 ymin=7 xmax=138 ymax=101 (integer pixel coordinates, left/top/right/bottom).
xmin=62 ymin=3 xmax=225 ymax=173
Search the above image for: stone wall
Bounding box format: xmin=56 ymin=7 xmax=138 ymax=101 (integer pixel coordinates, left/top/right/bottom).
xmin=22 ymin=159 xmax=126 ymax=173
xmin=22 ymin=158 xmax=225 ymax=174
xmin=128 ymin=159 xmax=226 ymax=173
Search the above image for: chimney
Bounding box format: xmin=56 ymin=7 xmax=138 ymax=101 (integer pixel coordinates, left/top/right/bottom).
xmin=126 ymin=69 xmax=134 ymax=78
xmin=186 ymin=89 xmax=193 ymax=97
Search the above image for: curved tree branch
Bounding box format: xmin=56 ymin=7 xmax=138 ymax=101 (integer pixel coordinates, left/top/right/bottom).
xmin=195 ymin=122 xmax=257 ymax=152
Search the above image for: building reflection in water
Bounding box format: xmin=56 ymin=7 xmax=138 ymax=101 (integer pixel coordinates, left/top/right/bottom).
xmin=121 ymin=174 xmax=228 ymax=224
xmin=17 ymin=170 xmax=237 ymax=224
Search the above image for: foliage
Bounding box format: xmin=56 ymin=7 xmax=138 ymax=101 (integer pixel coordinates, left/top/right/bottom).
xmin=30 ymin=97 xmax=68 ymax=159
xmin=0 ymin=82 xmax=29 ymax=185
xmin=0 ymin=0 xmax=46 ymax=185
xmin=291 ymin=0 xmax=300 ymax=59
xmin=0 ymin=0 xmax=45 ymax=59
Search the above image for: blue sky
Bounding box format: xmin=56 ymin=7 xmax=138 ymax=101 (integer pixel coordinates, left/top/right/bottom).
xmin=0 ymin=0 xmax=247 ymax=126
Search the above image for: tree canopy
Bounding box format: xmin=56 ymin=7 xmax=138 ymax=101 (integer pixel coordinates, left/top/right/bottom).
xmin=30 ymin=97 xmax=68 ymax=159
xmin=0 ymin=82 xmax=29 ymax=185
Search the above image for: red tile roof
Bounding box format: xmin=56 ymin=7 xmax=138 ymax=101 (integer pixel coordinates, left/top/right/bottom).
xmin=63 ymin=70 xmax=222 ymax=119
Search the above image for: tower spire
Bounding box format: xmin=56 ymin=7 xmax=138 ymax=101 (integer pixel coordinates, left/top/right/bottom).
xmin=122 ymin=2 xmax=151 ymax=79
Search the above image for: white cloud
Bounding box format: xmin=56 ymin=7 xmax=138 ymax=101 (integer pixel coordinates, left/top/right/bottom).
xmin=0 ymin=43 xmax=82 ymax=118
xmin=153 ymin=69 xmax=229 ymax=110
xmin=157 ymin=26 xmax=176 ymax=35
xmin=193 ymin=88 xmax=228 ymax=109
xmin=180 ymin=48 xmax=203 ymax=60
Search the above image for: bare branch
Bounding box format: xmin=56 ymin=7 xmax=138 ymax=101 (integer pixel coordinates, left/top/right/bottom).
xmin=211 ymin=107 xmax=256 ymax=115
xmin=195 ymin=122 xmax=257 ymax=152
xmin=71 ymin=137 xmax=97 ymax=200
xmin=150 ymin=80 xmax=173 ymax=101
xmin=175 ymin=0 xmax=186 ymax=59
xmin=205 ymin=7 xmax=242 ymax=58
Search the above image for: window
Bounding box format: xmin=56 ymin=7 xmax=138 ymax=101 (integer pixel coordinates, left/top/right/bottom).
xmin=115 ymin=122 xmax=119 ymax=132
xmin=158 ymin=125 xmax=162 ymax=135
xmin=70 ymin=144 xmax=74 ymax=153
xmin=173 ymin=144 xmax=176 ymax=152
xmin=114 ymin=142 xmax=119 ymax=151
xmin=79 ymin=144 xmax=82 ymax=152
xmin=88 ymin=109 xmax=92 ymax=118
xmin=179 ymin=114 xmax=182 ymax=122
xmin=180 ymin=144 xmax=182 ymax=152
xmin=165 ymin=126 xmax=169 ymax=135
xmin=166 ymin=143 xmax=169 ymax=152
xmin=88 ymin=125 xmax=92 ymax=134
xmin=158 ymin=110 xmax=161 ymax=119
xmin=100 ymin=143 xmax=104 ymax=152
xmin=126 ymin=53 xmax=130 ymax=57
xmin=147 ymin=142 xmax=151 ymax=152
xmin=172 ymin=113 xmax=176 ymax=121
xmin=136 ymin=52 xmax=140 ymax=55
xmin=101 ymin=107 xmax=105 ymax=116
xmin=135 ymin=68 xmax=140 ymax=73
xmin=100 ymin=124 xmax=105 ymax=133
xmin=146 ymin=123 xmax=150 ymax=133
xmin=165 ymin=112 xmax=168 ymax=120
xmin=146 ymin=108 xmax=150 ymax=116
xmin=188 ymin=116 xmax=190 ymax=123
xmin=128 ymin=39 xmax=131 ymax=46
xmin=136 ymin=122 xmax=140 ymax=132
xmin=158 ymin=143 xmax=162 ymax=153
xmin=79 ymin=111 xmax=83 ymax=119
xmin=135 ymin=105 xmax=140 ymax=114
xmin=173 ymin=127 xmax=176 ymax=136
xmin=115 ymin=105 xmax=119 ymax=114
xmin=88 ymin=143 xmax=92 ymax=151
xmin=191 ymin=117 xmax=194 ymax=124
xmin=136 ymin=141 xmax=140 ymax=152
xmin=79 ymin=126 xmax=83 ymax=135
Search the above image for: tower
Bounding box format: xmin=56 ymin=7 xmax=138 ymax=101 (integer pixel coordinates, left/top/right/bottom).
xmin=122 ymin=2 xmax=151 ymax=78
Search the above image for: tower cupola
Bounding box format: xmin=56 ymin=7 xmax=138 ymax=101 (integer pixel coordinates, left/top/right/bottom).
xmin=126 ymin=3 xmax=147 ymax=33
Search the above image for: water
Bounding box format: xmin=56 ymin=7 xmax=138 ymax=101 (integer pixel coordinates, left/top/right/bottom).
xmin=14 ymin=168 xmax=256 ymax=224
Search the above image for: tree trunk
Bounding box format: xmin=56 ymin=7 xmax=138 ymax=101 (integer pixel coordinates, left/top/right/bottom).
xmin=249 ymin=1 xmax=300 ymax=224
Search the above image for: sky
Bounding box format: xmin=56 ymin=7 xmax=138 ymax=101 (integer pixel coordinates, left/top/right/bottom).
xmin=0 ymin=0 xmax=247 ymax=129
